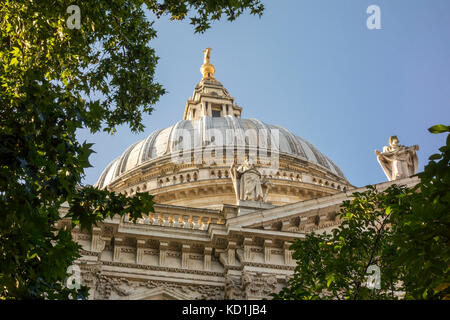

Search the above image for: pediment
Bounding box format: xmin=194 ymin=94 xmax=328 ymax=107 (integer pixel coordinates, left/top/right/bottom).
xmin=122 ymin=287 xmax=191 ymax=300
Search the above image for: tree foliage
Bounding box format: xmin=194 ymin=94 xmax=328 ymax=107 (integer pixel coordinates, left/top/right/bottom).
xmin=273 ymin=125 xmax=450 ymax=300
xmin=0 ymin=0 xmax=264 ymax=299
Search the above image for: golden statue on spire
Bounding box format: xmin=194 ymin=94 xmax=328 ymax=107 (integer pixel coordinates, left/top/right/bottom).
xmin=203 ymin=48 xmax=211 ymax=64
xmin=200 ymin=47 xmax=216 ymax=80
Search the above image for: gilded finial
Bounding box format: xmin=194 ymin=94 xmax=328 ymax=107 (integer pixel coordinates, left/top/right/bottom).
xmin=200 ymin=48 xmax=215 ymax=80
xmin=203 ymin=48 xmax=211 ymax=64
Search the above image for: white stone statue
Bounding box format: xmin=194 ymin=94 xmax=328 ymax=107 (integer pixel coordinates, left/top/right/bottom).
xmin=230 ymin=156 xmax=265 ymax=202
xmin=375 ymin=135 xmax=419 ymax=181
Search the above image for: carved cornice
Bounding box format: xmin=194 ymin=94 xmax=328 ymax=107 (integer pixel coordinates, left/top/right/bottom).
xmin=243 ymin=262 xmax=295 ymax=270
xmin=101 ymin=261 xmax=223 ymax=277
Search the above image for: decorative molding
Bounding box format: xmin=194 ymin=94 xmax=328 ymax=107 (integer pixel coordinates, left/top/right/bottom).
xmin=101 ymin=261 xmax=223 ymax=276
xmin=167 ymin=251 xmax=181 ymax=258
xmin=271 ymin=249 xmax=284 ymax=255
xmin=243 ymin=261 xmax=295 ymax=270
xmin=121 ymin=247 xmax=136 ymax=254
xmin=143 ymin=249 xmax=158 ymax=255
xmin=189 ymin=254 xmax=203 ymax=260
xmin=80 ymin=249 xmax=100 ymax=257
xmin=77 ymin=234 xmax=91 ymax=241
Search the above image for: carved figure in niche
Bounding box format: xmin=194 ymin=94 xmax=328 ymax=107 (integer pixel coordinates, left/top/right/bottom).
xmin=230 ymin=155 xmax=265 ymax=201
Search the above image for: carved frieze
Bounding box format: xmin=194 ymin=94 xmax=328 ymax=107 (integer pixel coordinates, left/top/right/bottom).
xmin=225 ymin=275 xmax=245 ymax=300
xmin=95 ymin=275 xmax=223 ymax=300
xmin=242 ymin=272 xmax=277 ymax=299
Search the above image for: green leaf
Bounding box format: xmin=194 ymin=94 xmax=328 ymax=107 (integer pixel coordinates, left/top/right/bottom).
xmin=428 ymin=124 xmax=449 ymax=134
xmin=326 ymin=274 xmax=335 ymax=288
xmin=385 ymin=206 xmax=392 ymax=215
xmin=10 ymin=46 xmax=21 ymax=57
xmin=10 ymin=57 xmax=18 ymax=66
xmin=428 ymin=153 xmax=442 ymax=160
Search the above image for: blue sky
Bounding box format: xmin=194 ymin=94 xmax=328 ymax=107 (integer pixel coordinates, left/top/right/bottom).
xmin=77 ymin=0 xmax=450 ymax=188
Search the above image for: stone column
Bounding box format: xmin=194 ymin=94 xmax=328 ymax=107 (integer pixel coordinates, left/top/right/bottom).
xmin=204 ymin=247 xmax=212 ymax=271
xmin=136 ymin=239 xmax=146 ymax=264
xmin=90 ymin=227 xmax=102 ymax=252
xmin=113 ymin=237 xmax=123 ymax=262
xmin=204 ymin=102 xmax=211 ymax=117
xmin=243 ymin=237 xmax=252 ymax=261
xmin=182 ymin=244 xmax=190 ymax=269
xmin=227 ymin=241 xmax=236 ymax=265
xmin=159 ymin=241 xmax=168 ymax=266
xmin=264 ymin=239 xmax=273 ymax=263
xmin=284 ymin=241 xmax=293 ymax=265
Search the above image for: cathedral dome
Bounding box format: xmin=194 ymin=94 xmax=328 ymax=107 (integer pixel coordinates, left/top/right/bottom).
xmin=95 ymin=49 xmax=351 ymax=209
xmin=96 ymin=116 xmax=345 ymax=190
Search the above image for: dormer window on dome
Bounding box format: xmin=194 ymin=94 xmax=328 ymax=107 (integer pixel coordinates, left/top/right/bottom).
xmin=183 ymin=48 xmax=243 ymax=121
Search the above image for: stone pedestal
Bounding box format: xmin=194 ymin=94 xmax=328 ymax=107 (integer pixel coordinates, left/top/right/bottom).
xmin=237 ymin=200 xmax=275 ymax=216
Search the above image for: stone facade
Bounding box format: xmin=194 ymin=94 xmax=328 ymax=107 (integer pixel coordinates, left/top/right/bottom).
xmin=68 ymin=50 xmax=420 ymax=299
xmin=62 ymin=177 xmax=419 ymax=300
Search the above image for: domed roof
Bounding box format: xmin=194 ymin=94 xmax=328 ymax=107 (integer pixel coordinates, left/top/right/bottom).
xmin=95 ymin=116 xmax=346 ymax=189
xmin=95 ymin=49 xmax=349 ymax=192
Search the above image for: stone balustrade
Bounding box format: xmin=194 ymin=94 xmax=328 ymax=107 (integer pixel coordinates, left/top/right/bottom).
xmin=123 ymin=212 xmax=224 ymax=230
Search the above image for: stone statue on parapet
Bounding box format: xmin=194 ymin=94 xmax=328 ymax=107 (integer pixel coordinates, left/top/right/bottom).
xmin=375 ymin=135 xmax=419 ymax=181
